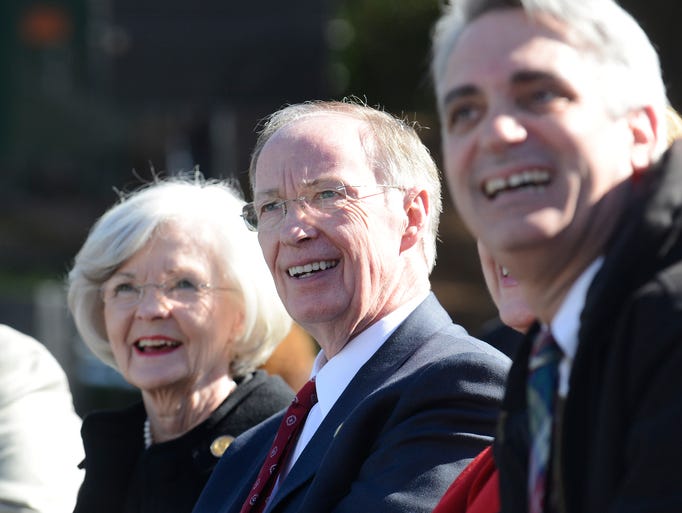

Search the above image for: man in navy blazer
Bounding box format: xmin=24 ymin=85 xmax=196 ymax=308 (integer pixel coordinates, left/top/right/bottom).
xmin=193 ymin=99 xmax=510 ymax=513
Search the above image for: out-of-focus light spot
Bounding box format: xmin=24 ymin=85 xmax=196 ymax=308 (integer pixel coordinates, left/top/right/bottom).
xmin=19 ymin=4 xmax=73 ymax=48
xmin=326 ymin=18 xmax=354 ymax=50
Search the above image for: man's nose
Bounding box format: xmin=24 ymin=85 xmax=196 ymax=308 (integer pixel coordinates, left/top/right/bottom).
xmin=479 ymin=111 xmax=528 ymax=153
xmin=279 ymin=198 xmax=318 ymax=243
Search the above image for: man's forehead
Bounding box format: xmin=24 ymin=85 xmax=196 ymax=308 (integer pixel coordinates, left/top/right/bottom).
xmin=457 ymin=10 xmax=573 ymax=59
xmin=256 ymin=113 xmax=369 ymax=172
xmin=443 ymin=10 xmax=585 ymax=93
xmin=276 ymin=111 xmax=364 ymax=135
xmin=257 ymin=113 xmax=365 ymax=161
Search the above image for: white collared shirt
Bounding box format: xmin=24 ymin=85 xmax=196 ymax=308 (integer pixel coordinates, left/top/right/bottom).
xmin=278 ymin=292 xmax=429 ymax=483
xmin=550 ymin=257 xmax=604 ymax=397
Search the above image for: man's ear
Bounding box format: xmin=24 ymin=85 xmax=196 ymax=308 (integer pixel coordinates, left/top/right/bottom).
xmin=629 ymin=105 xmax=659 ymax=174
xmin=400 ymin=189 xmax=429 ymax=253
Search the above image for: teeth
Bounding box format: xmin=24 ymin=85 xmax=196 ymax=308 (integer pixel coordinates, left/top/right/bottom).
xmin=484 ymin=177 xmax=507 ymax=197
xmin=136 ymin=339 xmax=180 ymax=349
xmin=288 ymin=260 xmax=338 ymax=278
xmin=483 ymin=169 xmax=550 ymax=198
xmin=501 ymin=266 xmax=509 ymax=278
xmin=508 ymin=174 xmax=523 ymax=188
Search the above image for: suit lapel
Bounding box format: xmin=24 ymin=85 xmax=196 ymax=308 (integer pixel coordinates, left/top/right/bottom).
xmin=266 ymin=293 xmax=453 ymax=511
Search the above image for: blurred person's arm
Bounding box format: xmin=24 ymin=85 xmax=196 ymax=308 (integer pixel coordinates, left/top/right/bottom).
xmin=0 ymin=325 xmax=84 ymax=513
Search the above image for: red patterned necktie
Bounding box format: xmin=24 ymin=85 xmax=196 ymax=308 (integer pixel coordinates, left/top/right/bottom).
xmin=527 ymin=329 xmax=563 ymax=513
xmin=240 ymin=378 xmax=318 ymax=513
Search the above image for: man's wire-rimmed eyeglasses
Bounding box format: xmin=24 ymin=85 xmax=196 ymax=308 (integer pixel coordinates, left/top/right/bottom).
xmin=240 ymin=183 xmax=404 ymax=232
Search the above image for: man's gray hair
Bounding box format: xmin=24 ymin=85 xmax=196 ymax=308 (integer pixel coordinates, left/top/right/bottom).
xmin=431 ymin=0 xmax=668 ymax=158
xmin=248 ymin=99 xmax=443 ymax=272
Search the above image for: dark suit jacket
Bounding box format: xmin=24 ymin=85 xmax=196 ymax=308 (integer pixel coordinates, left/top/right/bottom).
xmin=193 ymin=293 xmax=510 ymax=513
xmin=496 ymin=142 xmax=682 ymax=513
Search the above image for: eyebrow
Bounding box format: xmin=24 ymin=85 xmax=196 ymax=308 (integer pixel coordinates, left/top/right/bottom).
xmin=253 ymin=188 xmax=281 ymax=200
xmin=510 ymin=70 xmax=558 ymax=85
xmin=442 ymin=84 xmax=479 ymax=108
xmin=442 ymin=70 xmax=560 ymax=107
xmin=111 ymin=271 xmax=135 ymax=279
xmin=110 ymin=268 xmax=193 ymax=280
xmin=254 ymin=178 xmax=338 ymax=200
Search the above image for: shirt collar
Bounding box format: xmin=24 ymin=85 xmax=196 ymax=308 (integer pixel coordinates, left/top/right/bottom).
xmin=551 ymin=257 xmax=604 ymax=360
xmin=310 ymin=292 xmax=428 ymax=418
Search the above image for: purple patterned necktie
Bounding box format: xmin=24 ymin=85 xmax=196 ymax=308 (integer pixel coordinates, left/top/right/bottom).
xmin=240 ymin=378 xmax=317 ymax=513
xmin=527 ymin=328 xmax=563 ymax=513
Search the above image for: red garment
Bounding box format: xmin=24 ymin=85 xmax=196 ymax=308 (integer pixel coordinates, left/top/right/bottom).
xmin=432 ymin=446 xmax=500 ymax=513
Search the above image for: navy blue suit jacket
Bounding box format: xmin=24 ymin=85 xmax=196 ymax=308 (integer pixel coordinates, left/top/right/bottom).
xmin=193 ymin=294 xmax=510 ymax=513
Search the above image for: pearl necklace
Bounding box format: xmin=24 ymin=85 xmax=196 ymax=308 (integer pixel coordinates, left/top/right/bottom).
xmin=144 ymin=418 xmax=153 ymax=449
xmin=143 ymin=379 xmax=238 ymax=450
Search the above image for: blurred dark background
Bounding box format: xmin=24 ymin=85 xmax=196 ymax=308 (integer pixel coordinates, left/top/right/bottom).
xmin=1 ymin=0 xmax=679 ymax=415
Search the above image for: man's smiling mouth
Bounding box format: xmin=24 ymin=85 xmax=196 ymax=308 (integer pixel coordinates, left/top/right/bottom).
xmin=288 ymin=260 xmax=339 ymax=278
xmin=482 ymin=169 xmax=550 ymax=199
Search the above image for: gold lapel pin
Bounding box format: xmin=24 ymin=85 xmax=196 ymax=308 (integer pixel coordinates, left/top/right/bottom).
xmin=210 ymin=435 xmax=235 ymax=457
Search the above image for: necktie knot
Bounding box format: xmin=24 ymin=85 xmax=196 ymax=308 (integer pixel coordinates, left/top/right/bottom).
xmin=293 ymin=377 xmax=318 ymax=409
xmin=529 ymin=329 xmax=562 ymax=370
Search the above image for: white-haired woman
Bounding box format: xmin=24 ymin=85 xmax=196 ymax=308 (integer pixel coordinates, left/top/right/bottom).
xmin=68 ymin=175 xmax=294 ymax=513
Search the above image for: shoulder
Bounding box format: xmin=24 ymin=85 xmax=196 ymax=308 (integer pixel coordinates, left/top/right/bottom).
xmin=81 ymin=402 xmax=145 ymax=444
xmin=406 ymin=311 xmax=512 ymax=383
xmin=401 ymin=345 xmax=510 ymax=407
xmin=240 ymin=370 xmax=294 ymax=402
xmin=217 ymin=375 xmax=289 ymax=445
xmin=612 ymin=261 xmax=682 ymax=377
xmin=205 ymin=371 xmax=292 ymax=442
xmin=0 ymin=325 xmax=69 ymax=399
xmin=0 ymin=326 xmax=85 ymax=512
xmin=364 ymin=295 xmax=511 ymax=399
xmin=395 ymin=294 xmax=511 ymax=363
xmin=359 ymin=323 xmax=510 ymax=421
xmin=229 ymin=370 xmax=294 ymax=414
xmin=0 ymin=324 xmax=82 ymax=436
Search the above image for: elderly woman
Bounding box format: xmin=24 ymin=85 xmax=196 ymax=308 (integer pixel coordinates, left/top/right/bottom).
xmin=67 ymin=176 xmax=294 ymax=513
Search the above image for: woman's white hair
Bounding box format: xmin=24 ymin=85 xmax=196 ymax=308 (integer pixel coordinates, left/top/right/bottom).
xmin=67 ymin=174 xmax=292 ymax=379
xmin=431 ymin=0 xmax=668 ymax=158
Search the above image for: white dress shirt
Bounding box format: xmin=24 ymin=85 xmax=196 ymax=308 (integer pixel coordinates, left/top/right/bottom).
xmin=550 ymin=257 xmax=603 ymax=397
xmin=277 ymin=292 xmax=429 ymax=485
